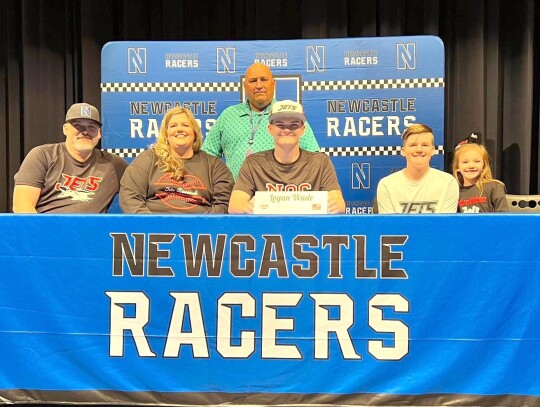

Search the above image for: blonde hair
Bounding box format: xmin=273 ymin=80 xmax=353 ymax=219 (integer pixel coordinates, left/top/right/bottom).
xmin=452 ymin=143 xmax=504 ymax=195
xmin=401 ymin=123 xmax=434 ymax=145
xmin=153 ymin=107 xmax=202 ymax=180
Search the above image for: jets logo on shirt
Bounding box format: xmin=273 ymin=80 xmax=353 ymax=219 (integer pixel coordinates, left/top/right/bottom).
xmin=155 ymin=174 xmax=208 ymax=210
xmin=399 ymin=201 xmax=437 ymax=213
xmin=458 ymin=196 xmax=487 ymax=213
xmin=55 ymin=174 xmax=103 ymax=202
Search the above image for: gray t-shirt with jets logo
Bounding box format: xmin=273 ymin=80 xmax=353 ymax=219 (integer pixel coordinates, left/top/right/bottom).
xmin=14 ymin=142 xmax=127 ymax=213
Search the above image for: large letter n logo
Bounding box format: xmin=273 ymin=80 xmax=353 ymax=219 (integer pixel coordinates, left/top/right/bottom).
xmin=217 ymin=48 xmax=236 ymax=73
xmin=128 ymin=48 xmax=147 ymax=74
xmin=397 ymin=43 xmax=416 ymax=70
xmin=306 ymin=46 xmax=325 ymax=72
xmin=352 ymin=163 xmax=371 ymax=190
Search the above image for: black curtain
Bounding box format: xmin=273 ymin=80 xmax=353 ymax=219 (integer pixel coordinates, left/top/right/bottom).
xmin=1 ymin=0 xmax=538 ymax=213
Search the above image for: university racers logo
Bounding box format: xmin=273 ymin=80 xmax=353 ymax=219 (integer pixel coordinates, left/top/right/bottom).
xmin=55 ymin=174 xmax=103 ymax=202
xmin=344 ymin=50 xmax=378 ymax=66
xmin=253 ymin=51 xmax=288 ymax=67
xmin=154 ymin=174 xmax=208 ymax=210
xmin=165 ymin=52 xmax=199 ymax=68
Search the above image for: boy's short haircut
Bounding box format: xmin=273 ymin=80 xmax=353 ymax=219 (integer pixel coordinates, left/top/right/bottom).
xmin=401 ymin=123 xmax=434 ymax=145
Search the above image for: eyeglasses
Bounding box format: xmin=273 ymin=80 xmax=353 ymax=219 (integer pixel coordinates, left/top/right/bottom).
xmin=271 ymin=123 xmax=303 ymax=131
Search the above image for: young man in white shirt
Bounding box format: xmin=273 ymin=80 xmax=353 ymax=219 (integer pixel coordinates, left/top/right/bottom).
xmin=376 ymin=123 xmax=459 ymax=214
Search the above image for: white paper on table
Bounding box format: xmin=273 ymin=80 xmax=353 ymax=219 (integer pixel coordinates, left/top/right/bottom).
xmin=253 ymin=191 xmax=328 ymax=214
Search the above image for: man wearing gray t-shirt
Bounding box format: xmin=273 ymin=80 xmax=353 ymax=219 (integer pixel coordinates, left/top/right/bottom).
xmin=13 ymin=103 xmax=127 ymax=213
xmin=229 ymin=100 xmax=345 ymax=214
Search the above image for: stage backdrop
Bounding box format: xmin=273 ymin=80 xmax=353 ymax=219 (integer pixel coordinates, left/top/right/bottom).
xmin=0 ymin=214 xmax=539 ymax=406
xmin=101 ymin=36 xmax=445 ymax=214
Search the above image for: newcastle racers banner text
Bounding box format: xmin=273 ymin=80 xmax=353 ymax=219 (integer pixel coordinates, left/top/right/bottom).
xmin=0 ymin=214 xmax=539 ymax=406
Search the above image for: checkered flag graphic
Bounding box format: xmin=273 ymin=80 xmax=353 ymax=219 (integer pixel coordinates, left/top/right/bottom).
xmin=321 ymin=145 xmax=444 ymax=157
xmin=101 ymin=82 xmax=241 ymax=93
xmin=105 ymin=148 xmax=146 ymax=158
xmin=302 ymin=78 xmax=444 ymax=91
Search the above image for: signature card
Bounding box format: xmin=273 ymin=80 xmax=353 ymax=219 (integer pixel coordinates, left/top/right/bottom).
xmin=253 ymin=191 xmax=328 ymax=214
